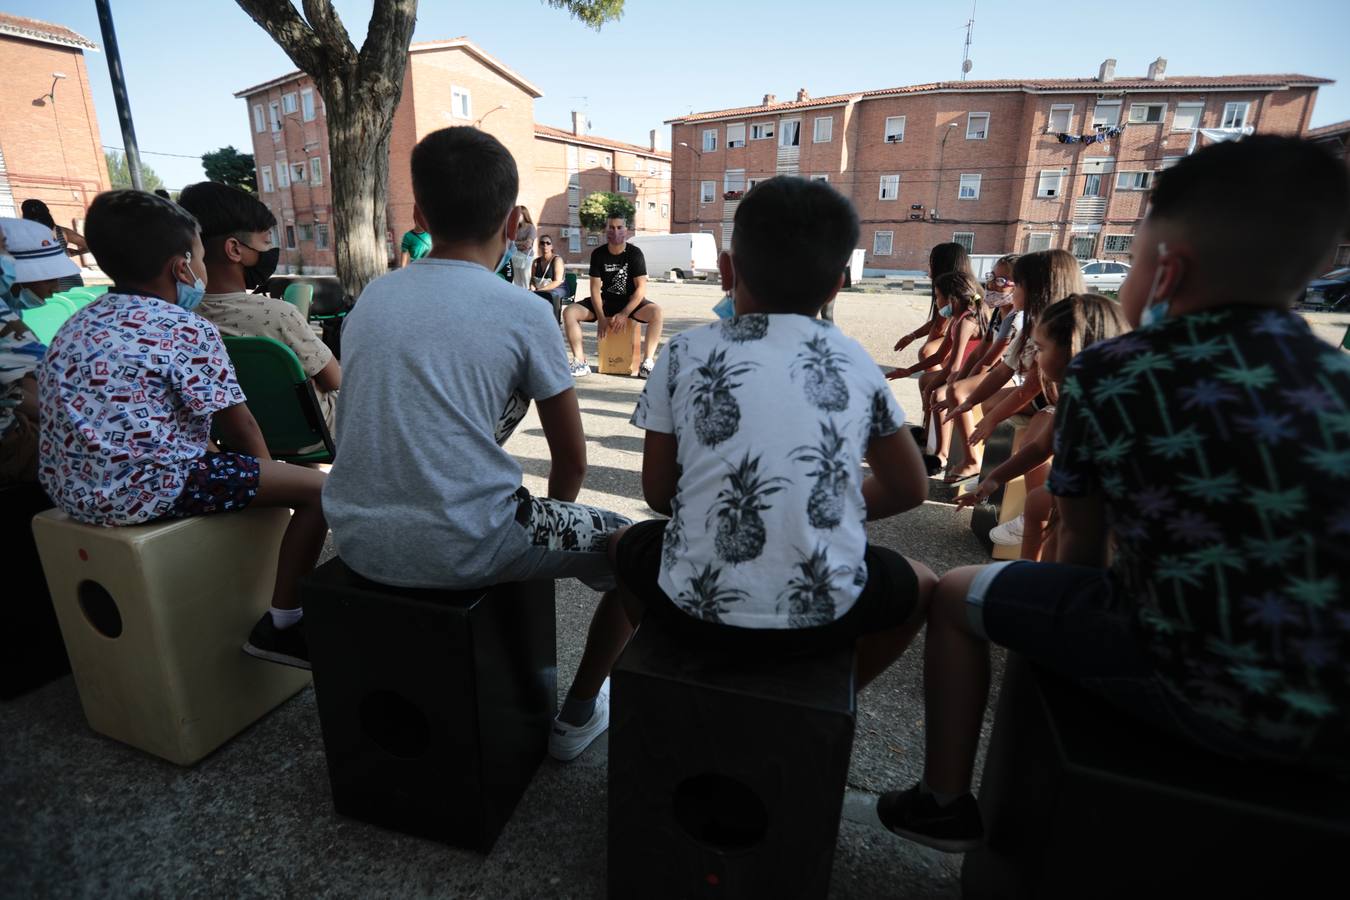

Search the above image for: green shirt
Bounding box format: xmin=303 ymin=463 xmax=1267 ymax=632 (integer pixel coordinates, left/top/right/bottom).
xmin=400 ymin=229 xmax=432 ymax=261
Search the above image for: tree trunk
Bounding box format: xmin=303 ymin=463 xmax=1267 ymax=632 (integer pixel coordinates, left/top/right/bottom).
xmin=324 ymin=86 xmax=395 ymax=305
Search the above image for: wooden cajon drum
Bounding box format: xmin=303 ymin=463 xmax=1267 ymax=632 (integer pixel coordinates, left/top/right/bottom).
xmin=991 ymin=421 xmax=1030 ymax=561
xmin=597 ymin=323 xmax=643 ymax=376
xmin=31 ymin=508 xmax=311 ymax=765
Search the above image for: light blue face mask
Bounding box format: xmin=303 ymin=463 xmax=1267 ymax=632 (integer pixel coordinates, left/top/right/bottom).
xmin=713 ymin=293 xmax=735 ymax=319
xmin=939 ymin=304 xmax=954 ymax=318
xmin=0 ymin=253 xmax=16 ymax=295
xmin=176 ymin=253 xmax=206 ymax=311
xmin=496 ymin=238 xmax=513 ymax=275
xmin=1139 ymin=242 xmax=1172 ymax=330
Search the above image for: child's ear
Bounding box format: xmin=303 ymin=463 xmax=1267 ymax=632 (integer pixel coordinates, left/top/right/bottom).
xmin=412 ymin=203 xmax=428 ymax=233
xmin=718 ymin=251 xmax=734 ymax=292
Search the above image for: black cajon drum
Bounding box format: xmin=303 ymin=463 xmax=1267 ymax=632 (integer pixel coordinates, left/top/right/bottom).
xmin=608 ymin=624 xmax=857 ymax=899
xmin=962 ymin=655 xmax=1349 ymax=899
xmin=302 ymin=557 xmax=556 ymax=852
xmin=2 ymin=483 xmax=69 ymax=699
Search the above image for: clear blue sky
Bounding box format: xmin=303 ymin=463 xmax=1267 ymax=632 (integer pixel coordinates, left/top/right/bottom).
xmin=12 ymin=0 xmax=1350 ymax=189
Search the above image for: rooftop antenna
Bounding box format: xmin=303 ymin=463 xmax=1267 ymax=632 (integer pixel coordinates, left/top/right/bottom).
xmin=960 ymin=0 xmax=976 ymax=80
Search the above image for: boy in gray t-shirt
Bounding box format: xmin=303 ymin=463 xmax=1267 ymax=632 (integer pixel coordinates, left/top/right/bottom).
xmin=323 ymin=127 xmax=629 ymax=597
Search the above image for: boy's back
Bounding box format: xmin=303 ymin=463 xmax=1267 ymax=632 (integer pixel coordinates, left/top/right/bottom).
xmin=322 ymin=259 xmax=571 ymax=587
xmin=634 ymin=313 xmax=903 ymax=628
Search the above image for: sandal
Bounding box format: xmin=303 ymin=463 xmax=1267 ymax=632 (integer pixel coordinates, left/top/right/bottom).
xmin=942 ymin=470 xmax=980 ymax=485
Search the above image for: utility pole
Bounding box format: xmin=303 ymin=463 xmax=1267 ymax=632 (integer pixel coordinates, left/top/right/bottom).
xmin=94 ymin=0 xmax=144 ymax=191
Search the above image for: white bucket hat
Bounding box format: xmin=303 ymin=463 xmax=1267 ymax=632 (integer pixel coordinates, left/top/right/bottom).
xmin=0 ymin=217 xmax=79 ymax=283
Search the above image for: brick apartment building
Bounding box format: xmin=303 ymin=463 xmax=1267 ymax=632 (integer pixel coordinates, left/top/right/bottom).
xmin=667 ymin=59 xmax=1327 ymax=272
xmin=0 ymin=14 xmax=110 ymax=231
xmin=1306 ymin=119 xmax=1350 ymax=266
xmin=235 ymin=38 xmax=670 ymax=274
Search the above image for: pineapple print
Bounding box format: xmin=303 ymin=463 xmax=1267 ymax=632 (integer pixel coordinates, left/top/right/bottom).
xmin=675 ymin=563 xmax=749 ymax=623
xmin=661 ymin=493 xmax=687 ymax=568
xmin=869 ymin=387 xmax=899 ymax=437
xmin=721 ymin=313 xmax=770 ymax=343
xmin=666 ymin=339 xmax=683 ymax=400
xmin=792 ymin=334 xmax=850 ymax=411
xmin=692 ymin=348 xmax=756 ymax=446
xmin=709 ymin=452 xmax=788 ymax=563
xmin=778 ymin=546 xmax=851 ymax=628
xmin=791 ymin=420 xmax=850 ymax=530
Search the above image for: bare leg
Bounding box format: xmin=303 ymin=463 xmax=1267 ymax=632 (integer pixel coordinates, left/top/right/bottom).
xmin=856 ymin=559 xmax=936 ymax=687
xmin=633 ymin=303 xmax=664 ymax=360
xmin=1020 ymin=485 xmax=1054 ymax=561
xmin=251 ymin=460 xmax=328 ymax=611
xmin=563 ymin=527 xmax=641 ymax=701
xmin=923 ymin=565 xmax=992 ymax=796
xmin=563 ymin=303 xmax=595 ymax=362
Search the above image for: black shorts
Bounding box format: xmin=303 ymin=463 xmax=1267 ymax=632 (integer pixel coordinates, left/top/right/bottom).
xmin=576 ymin=296 xmax=654 ymax=319
xmin=615 ymin=519 xmax=919 ymax=656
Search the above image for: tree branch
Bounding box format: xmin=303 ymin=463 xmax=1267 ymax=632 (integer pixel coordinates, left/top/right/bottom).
xmin=301 ymin=0 xmax=357 ymax=70
xmin=356 ymin=0 xmax=418 ymax=93
xmin=233 ymin=0 xmax=328 ymax=76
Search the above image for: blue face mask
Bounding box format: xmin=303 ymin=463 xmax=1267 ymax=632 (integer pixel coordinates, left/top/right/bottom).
xmin=1139 ymin=242 xmax=1173 ymax=329
xmin=939 ymin=304 xmax=954 ymax=318
xmin=176 ymin=254 xmax=206 ymax=311
xmin=495 ymin=238 xmax=513 ymax=275
xmin=713 ymin=293 xmax=735 ymax=319
xmin=0 ymin=254 xmax=16 ymax=295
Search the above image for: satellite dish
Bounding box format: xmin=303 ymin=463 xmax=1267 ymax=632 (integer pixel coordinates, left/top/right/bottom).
xmin=962 ymin=59 xmax=974 ymax=74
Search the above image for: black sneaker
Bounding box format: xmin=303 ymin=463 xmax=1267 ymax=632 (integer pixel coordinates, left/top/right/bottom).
xmin=243 ymin=613 xmax=311 ymax=670
xmin=877 ymin=784 xmax=983 ymax=853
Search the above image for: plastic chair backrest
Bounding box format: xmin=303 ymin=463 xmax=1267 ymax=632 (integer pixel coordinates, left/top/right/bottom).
xmin=282 ymin=282 xmax=314 ymax=319
xmin=217 ymin=336 xmax=334 ymax=462
xmin=19 ymin=301 xmax=73 ymax=345
xmin=564 ymin=271 xmax=578 ymax=298
xmin=1343 ymin=324 xmax=1350 ymax=351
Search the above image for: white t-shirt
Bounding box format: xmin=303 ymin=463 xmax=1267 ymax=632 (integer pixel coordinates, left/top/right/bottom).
xmin=631 ymin=313 xmax=904 ymax=629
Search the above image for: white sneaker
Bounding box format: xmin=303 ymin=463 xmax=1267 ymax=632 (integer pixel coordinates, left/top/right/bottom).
xmin=990 ymin=515 xmax=1025 ymax=546
xmin=548 ymin=678 xmax=610 ymax=761
xmin=570 ymin=359 xmax=591 ymax=378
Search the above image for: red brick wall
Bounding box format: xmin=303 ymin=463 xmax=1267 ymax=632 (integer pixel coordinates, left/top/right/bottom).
xmin=0 ymin=35 xmax=109 ymax=232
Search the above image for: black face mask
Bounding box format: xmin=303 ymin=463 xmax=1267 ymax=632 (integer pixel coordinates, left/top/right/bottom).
xmin=242 ymin=245 xmax=280 ymax=291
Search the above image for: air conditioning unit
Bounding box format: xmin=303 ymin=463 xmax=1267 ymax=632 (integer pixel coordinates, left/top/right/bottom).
xmin=910 ymin=204 xmax=925 ymax=211
xmin=909 ymin=213 xmax=923 ymax=220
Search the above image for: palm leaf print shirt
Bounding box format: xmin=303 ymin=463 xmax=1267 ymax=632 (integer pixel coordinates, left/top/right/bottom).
xmin=1047 ymin=305 xmax=1350 ymax=763
xmin=631 ymin=313 xmax=904 ymax=629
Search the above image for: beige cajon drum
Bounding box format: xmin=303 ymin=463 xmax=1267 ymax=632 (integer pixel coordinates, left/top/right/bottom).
xmin=31 ymin=508 xmax=311 ymax=765
xmin=991 ymin=422 xmax=1030 ymax=561
xmin=597 ymin=322 xmax=643 ymax=376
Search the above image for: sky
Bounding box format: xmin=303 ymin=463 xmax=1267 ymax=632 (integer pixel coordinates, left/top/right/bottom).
xmin=11 ymin=0 xmax=1350 ymax=190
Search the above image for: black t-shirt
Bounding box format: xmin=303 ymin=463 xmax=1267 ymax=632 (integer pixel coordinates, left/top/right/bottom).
xmin=589 ymin=244 xmax=647 ymax=300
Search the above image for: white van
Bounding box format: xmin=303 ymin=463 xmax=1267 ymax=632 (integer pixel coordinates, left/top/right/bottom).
xmin=627 ymin=232 xmax=719 ymax=280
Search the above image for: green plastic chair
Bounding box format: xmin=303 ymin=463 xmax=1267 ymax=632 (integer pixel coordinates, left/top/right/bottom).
xmin=19 ymin=300 xmax=74 ymax=344
xmin=1342 ymin=323 xmax=1350 ymax=351
xmin=282 ymin=282 xmax=314 ymax=320
xmin=564 ymin=271 xmax=578 ymax=298
xmin=214 ymin=336 xmax=334 ymax=464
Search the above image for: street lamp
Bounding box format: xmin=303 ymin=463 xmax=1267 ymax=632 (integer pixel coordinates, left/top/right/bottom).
xmin=932 ymin=122 xmax=960 ymax=221
xmin=677 ymin=141 xmax=703 ymax=231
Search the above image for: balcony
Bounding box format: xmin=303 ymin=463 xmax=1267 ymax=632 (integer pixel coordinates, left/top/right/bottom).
xmin=1073 ymin=196 xmax=1106 ymax=224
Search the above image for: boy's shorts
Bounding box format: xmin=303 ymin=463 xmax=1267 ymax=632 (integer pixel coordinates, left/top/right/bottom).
xmin=167 ymin=452 xmax=261 ymax=518
xmin=576 ymin=296 xmax=654 ymax=319
xmin=966 ymin=560 xmax=1278 ymax=761
xmin=491 ymin=488 xmax=633 ymax=592
xmin=616 ymin=519 xmax=919 ymax=656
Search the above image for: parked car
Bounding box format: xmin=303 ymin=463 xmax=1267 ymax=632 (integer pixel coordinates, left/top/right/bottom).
xmin=1080 ymin=259 xmax=1131 ymax=291
xmin=626 ymin=232 xmax=719 ymax=280
xmin=1301 ymin=267 xmax=1350 ymax=310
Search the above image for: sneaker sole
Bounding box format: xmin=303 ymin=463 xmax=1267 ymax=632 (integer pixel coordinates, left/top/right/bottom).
xmin=547 ymin=712 xmax=609 ymax=761
xmin=881 ymin=821 xmax=982 ymax=854
xmin=242 ymin=642 xmax=313 ymax=671
xmin=989 ymin=532 xmax=1024 ymax=546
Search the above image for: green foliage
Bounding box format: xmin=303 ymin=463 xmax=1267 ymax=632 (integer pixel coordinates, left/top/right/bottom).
xmin=202 ymin=146 xmax=257 ymax=193
xmin=578 ymin=191 xmax=635 ymax=230
xmin=543 ymin=0 xmax=625 ymax=28
xmin=105 ymin=150 xmax=164 ymax=192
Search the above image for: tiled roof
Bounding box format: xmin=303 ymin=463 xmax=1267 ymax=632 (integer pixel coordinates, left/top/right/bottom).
xmin=667 ymin=74 xmax=1333 ymax=124
xmin=534 ymin=124 xmax=670 ymax=159
xmin=0 ymin=12 xmax=97 ymax=51
xmin=1306 ymin=119 xmax=1350 ymax=140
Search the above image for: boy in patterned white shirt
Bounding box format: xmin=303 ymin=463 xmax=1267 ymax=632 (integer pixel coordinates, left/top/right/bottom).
xmin=36 ymin=191 xmax=327 ymax=669
xmin=549 ymin=177 xmax=937 ymax=761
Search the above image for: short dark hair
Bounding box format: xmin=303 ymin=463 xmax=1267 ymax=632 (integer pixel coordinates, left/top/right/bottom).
xmin=606 ymin=214 xmax=627 ymax=224
xmin=21 ymin=199 xmax=55 ymax=229
xmin=731 ymin=176 xmax=859 ymax=315
xmin=1148 ymin=135 xmax=1350 ymax=299
xmin=85 ymin=190 xmax=199 ymax=283
xmin=177 ymin=181 xmax=276 ymax=261
xmin=411 ymin=127 xmax=518 ymax=243
xmin=153 ymin=189 xmax=171 ymax=200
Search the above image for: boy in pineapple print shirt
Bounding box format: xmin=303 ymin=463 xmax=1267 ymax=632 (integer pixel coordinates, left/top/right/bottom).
xmin=878 ymin=136 xmax=1350 ymax=854
xmin=548 ymin=177 xmax=937 ymax=761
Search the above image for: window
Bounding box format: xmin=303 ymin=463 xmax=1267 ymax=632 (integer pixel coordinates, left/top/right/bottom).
xmin=291 ymin=162 xmax=307 ymax=183
xmin=958 ymin=174 xmax=981 ymax=199
xmin=660 ymin=203 xmax=668 ymax=218
xmin=284 ymin=225 xmax=296 ymax=249
xmin=586 ymin=234 xmax=599 ymax=246
xmin=604 ymin=154 xmax=612 ymax=167
xmin=1160 ymin=156 xmax=1183 ymax=169
xmin=745 ymin=177 xmax=761 ymax=191
xmin=750 ymin=122 xmax=774 ymax=140
xmin=1047 ymin=104 xmax=1073 ymax=133
xmin=703 ymin=129 xmax=718 ymax=152
xmin=779 ymin=119 xmax=801 ymax=147
xmin=1082 ymin=263 xmax=1103 ymax=274
xmin=1173 ymin=102 xmax=1204 ymax=131
xmin=966 ymin=112 xmax=989 ymax=140
xmin=813 ymin=116 xmax=832 ymax=143
xmin=811 ymin=174 xmax=829 ymax=182
xmin=878 ymin=174 xmax=900 ymax=200
xmin=1128 ymin=102 xmax=1166 ymax=124
xmin=276 ymin=161 xmax=289 ymax=188
xmin=1115 ymin=171 xmax=1153 ymax=191
xmin=724 ymin=169 xmax=746 ymax=194
xmin=587 ymin=153 xmax=598 ymax=166
xmin=952 ymin=232 xmax=975 ymax=253
xmin=1026 ymin=233 xmax=1052 ymax=252
xmin=451 ymin=86 xmax=471 ymax=119
xmin=648 ymin=162 xmax=657 ymax=176
xmin=726 ymin=123 xmax=746 ymax=148
xmin=301 ymin=89 xmax=316 ymax=122
xmin=297 ymin=223 xmax=313 ymax=243
xmin=700 ymin=181 xmax=716 ymax=203
xmin=1036 ymin=170 xmax=1065 ymax=198
xmin=252 ymin=104 xmax=265 ymax=133
xmin=1092 ymin=102 xmax=1122 ymax=128
xmin=1222 ymin=101 xmax=1250 ymax=129
xmin=310 ymin=157 xmax=323 ymax=185
xmin=1071 ymin=235 xmax=1095 ymax=259
xmin=873 ymin=231 xmax=894 ymax=256
xmin=267 ymin=226 xmax=279 ymax=248
xmin=315 ymin=223 xmax=329 ymax=250
xmin=259 ymin=167 xmax=274 ymax=193
xmin=884 ymin=116 xmax=906 ymax=143
xmin=269 ymin=102 xmax=281 ymax=132
xmin=281 ymin=92 xmax=298 ymax=114
xmin=1103 ymin=235 xmax=1133 ymax=253
xmin=617 ymin=175 xmax=635 ymax=193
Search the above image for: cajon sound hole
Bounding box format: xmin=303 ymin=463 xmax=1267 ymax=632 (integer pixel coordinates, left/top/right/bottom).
xmin=672 ymin=773 xmax=768 ymax=851
xmin=359 ymin=690 xmax=432 ymax=759
xmin=77 ymin=580 xmax=123 ymax=638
